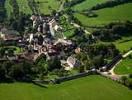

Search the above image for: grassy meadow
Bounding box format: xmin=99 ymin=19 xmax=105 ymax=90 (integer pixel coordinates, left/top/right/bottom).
xmin=72 ymin=0 xmax=107 ymax=11
xmin=0 ymin=75 xmax=132 ymax=100
xmin=5 ymin=0 xmax=61 ymax=16
xmin=5 ymin=0 xmax=32 ymax=17
xmin=35 ymin=0 xmax=60 ymax=14
xmin=113 ymin=37 xmax=132 ymax=52
xmin=74 ymin=3 xmax=132 ymax=26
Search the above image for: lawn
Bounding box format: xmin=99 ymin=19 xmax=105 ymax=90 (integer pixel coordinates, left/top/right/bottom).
xmin=72 ymin=0 xmax=107 ymax=11
xmin=0 ymin=75 xmax=132 ymax=100
xmin=35 ymin=0 xmax=60 ymax=14
xmin=114 ymin=56 xmax=132 ymax=75
xmin=74 ymin=3 xmax=132 ymax=26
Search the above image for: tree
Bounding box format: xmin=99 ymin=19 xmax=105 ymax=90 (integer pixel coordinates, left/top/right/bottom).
xmin=51 ymin=10 xmax=57 ymax=16
xmin=0 ymin=64 xmax=6 ymax=81
xmin=79 ymin=65 xmax=85 ymax=73
xmin=9 ymin=63 xmax=24 ymax=80
xmin=121 ymin=76 xmax=127 ymax=85
xmin=92 ymin=55 xmax=104 ymax=69
xmin=48 ymin=58 xmax=62 ymax=71
xmin=129 ymin=74 xmax=132 ymax=78
xmin=128 ymin=80 xmax=132 ymax=89
xmin=0 ymin=61 xmax=14 ymax=82
xmin=36 ymin=57 xmax=49 ymax=79
xmin=76 ymin=52 xmax=92 ymax=71
xmin=0 ymin=47 xmax=5 ymax=57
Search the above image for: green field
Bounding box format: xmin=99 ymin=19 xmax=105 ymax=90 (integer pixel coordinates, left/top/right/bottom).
xmin=113 ymin=37 xmax=132 ymax=52
xmin=5 ymin=0 xmax=60 ymax=16
xmin=5 ymin=0 xmax=32 ymax=17
xmin=75 ymin=3 xmax=132 ymax=26
xmin=35 ymin=0 xmax=60 ymax=14
xmin=0 ymin=75 xmax=132 ymax=100
xmin=72 ymin=0 xmax=107 ymax=11
xmin=114 ymin=56 xmax=132 ymax=75
xmin=101 ymin=37 xmax=132 ymax=53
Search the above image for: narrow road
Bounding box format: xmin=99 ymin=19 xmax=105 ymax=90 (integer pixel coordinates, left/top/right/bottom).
xmin=123 ymin=50 xmax=132 ymax=58
xmin=99 ymin=50 xmax=132 ymax=80
xmin=71 ymin=22 xmax=91 ymax=34
xmin=109 ymin=50 xmax=132 ymax=76
xmin=109 ymin=59 xmax=122 ymax=76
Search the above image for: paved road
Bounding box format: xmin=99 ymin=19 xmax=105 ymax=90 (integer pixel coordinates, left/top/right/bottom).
xmin=123 ymin=50 xmax=132 ymax=58
xmin=71 ymin=22 xmax=91 ymax=35
xmin=109 ymin=59 xmax=122 ymax=76
xmin=109 ymin=50 xmax=132 ymax=76
xmin=99 ymin=50 xmax=132 ymax=80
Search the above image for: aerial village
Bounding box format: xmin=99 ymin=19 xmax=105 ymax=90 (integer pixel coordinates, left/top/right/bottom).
xmin=0 ymin=0 xmax=132 ymax=86
xmin=0 ymin=14 xmax=81 ymax=72
xmin=0 ymin=12 xmax=132 ymax=83
xmin=0 ymin=0 xmax=132 ymax=99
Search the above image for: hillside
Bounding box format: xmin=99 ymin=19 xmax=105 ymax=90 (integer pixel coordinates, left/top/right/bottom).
xmin=72 ymin=0 xmax=107 ymax=11
xmin=74 ymin=3 xmax=132 ymax=26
